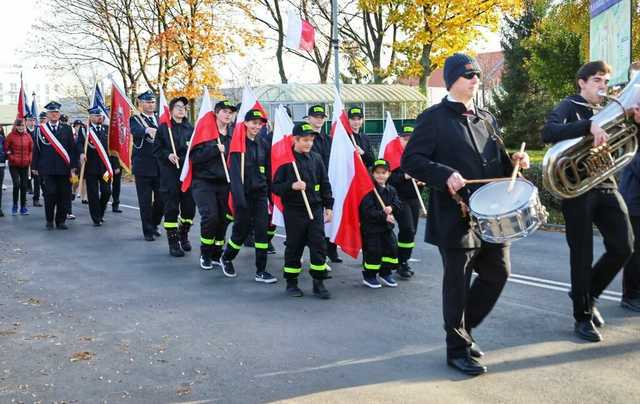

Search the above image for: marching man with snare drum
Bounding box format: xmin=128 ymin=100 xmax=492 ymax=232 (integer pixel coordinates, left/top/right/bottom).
xmin=402 ymin=53 xmax=530 ymax=376
xmin=542 ymin=61 xmax=637 ymax=342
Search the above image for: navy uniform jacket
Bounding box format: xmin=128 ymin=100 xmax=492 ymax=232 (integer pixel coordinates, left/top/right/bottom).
xmin=401 ymin=97 xmax=513 ymax=249
xmin=32 ymin=122 xmax=78 ymax=176
xmin=131 ymin=113 xmax=160 ymax=177
xmin=76 ymin=125 xmax=110 ymax=177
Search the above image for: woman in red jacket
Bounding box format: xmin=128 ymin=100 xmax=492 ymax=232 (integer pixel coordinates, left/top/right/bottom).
xmin=4 ymin=119 xmax=33 ymax=215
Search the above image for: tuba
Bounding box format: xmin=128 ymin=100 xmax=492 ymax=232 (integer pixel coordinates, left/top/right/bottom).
xmin=542 ymin=70 xmax=640 ymax=199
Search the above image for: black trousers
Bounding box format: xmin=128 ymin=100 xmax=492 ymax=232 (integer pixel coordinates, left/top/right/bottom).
xmin=192 ymin=179 xmax=230 ymax=258
xmin=134 ymin=175 xmax=164 ymax=237
xmin=562 ymin=189 xmax=633 ymax=321
xmin=86 ymin=174 xmax=111 ymax=224
xmin=397 ymin=198 xmax=421 ymax=264
xmin=283 ymin=205 xmax=327 ymax=279
xmin=161 ymin=181 xmax=195 ymax=228
xmin=111 ymin=171 xmax=122 ymax=209
xmin=362 ymin=229 xmax=398 ymax=277
xmin=43 ymin=175 xmax=71 ymax=225
xmin=223 ymin=194 xmax=269 ymax=272
xmin=0 ymin=167 xmax=4 ymax=210
xmin=9 ymin=166 xmax=29 ymax=208
xmin=32 ymin=173 xmax=42 ymax=202
xmin=622 ymin=215 xmax=640 ymax=299
xmin=439 ymin=244 xmax=510 ymax=359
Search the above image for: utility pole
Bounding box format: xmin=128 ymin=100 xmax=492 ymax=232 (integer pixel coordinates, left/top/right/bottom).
xmin=331 ymin=0 xmax=340 ymax=92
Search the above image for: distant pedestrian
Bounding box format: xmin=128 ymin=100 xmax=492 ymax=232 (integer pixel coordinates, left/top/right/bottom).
xmin=4 ymin=119 xmax=33 ymax=215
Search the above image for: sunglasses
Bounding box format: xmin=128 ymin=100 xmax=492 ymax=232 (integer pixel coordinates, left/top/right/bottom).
xmin=462 ymin=71 xmax=481 ymax=80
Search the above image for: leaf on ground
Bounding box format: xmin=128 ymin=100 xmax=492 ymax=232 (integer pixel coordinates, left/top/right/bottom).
xmin=79 ymin=336 xmax=95 ymax=342
xmin=0 ymin=330 xmax=16 ymax=337
xmin=176 ymin=384 xmax=192 ymax=396
xmin=70 ymin=351 xmax=95 ymax=362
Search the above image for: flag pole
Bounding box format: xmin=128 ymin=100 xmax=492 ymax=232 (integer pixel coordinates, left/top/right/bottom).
xmin=332 ymin=0 xmax=340 ymax=92
xmin=411 ymin=178 xmax=427 ymax=215
xmin=76 ymin=125 xmax=91 ymax=198
xmin=291 ymin=161 xmax=314 ymax=220
xmin=217 ymin=137 xmax=230 ymax=183
xmin=240 ymin=153 xmax=245 ymax=184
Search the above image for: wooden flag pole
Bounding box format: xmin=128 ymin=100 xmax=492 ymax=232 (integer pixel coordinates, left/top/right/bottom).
xmin=411 ymin=178 xmax=427 ymax=215
xmin=76 ymin=126 xmax=91 ymax=198
xmin=240 ymin=152 xmax=245 ymax=184
xmin=167 ymin=126 xmax=180 ymax=169
xmin=217 ymin=137 xmax=230 ymax=183
xmin=292 ymin=161 xmax=314 ymax=220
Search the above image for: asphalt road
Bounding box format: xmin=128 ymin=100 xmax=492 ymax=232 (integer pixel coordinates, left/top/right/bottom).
xmin=0 ymin=180 xmax=638 ymax=403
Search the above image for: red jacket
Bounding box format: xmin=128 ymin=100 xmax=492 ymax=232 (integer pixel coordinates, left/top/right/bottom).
xmin=4 ymin=129 xmax=33 ymax=168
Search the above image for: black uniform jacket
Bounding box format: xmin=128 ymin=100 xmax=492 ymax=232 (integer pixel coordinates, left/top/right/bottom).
xmin=272 ymin=149 xmax=334 ymax=210
xmin=310 ymin=125 xmax=332 ymax=169
xmin=401 ymin=97 xmax=513 ymax=249
xmin=388 ymin=166 xmax=423 ymax=201
xmin=77 ymin=124 xmax=110 ymax=176
xmin=541 ymin=94 xmax=614 ymax=189
xmin=153 ymin=118 xmax=193 ymax=187
xmin=131 ymin=113 xmax=160 ymax=177
xmin=32 ymin=122 xmax=78 ymax=176
xmin=352 ymin=130 xmax=375 ymax=168
xmin=360 ymin=183 xmax=402 ymax=233
xmin=228 ymin=135 xmax=270 ymax=209
xmin=190 ymin=129 xmax=232 ymax=183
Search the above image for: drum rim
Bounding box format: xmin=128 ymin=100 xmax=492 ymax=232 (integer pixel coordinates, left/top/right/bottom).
xmin=469 ymin=178 xmax=538 ymax=217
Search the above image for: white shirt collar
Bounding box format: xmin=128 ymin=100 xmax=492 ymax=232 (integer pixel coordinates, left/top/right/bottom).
xmin=447 ymin=94 xmax=475 ymax=111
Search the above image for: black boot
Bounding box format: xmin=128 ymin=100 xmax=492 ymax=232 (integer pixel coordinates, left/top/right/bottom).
xmin=574 ymin=320 xmax=602 ymax=342
xmin=397 ymin=262 xmax=413 ymax=279
xmin=286 ymin=278 xmax=303 ymax=297
xmin=167 ymin=228 xmax=185 ymax=257
xmin=312 ymin=279 xmax=331 ymax=299
xmin=178 ymin=223 xmax=192 ymax=251
xmin=326 ymin=240 xmax=342 ymax=263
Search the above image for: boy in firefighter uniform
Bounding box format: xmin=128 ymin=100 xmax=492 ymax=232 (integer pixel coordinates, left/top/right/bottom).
xmin=220 ymin=109 xmax=277 ymax=283
xmin=190 ymin=100 xmax=236 ymax=270
xmin=153 ymin=96 xmax=196 ymax=257
xmin=388 ymin=125 xmax=425 ymax=278
xmin=272 ymin=122 xmax=334 ymax=299
xmin=360 ymin=159 xmax=402 ymax=288
xmin=77 ymin=107 xmax=112 ymax=226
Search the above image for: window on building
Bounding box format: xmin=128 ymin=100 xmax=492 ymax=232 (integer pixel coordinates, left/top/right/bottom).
xmin=364 ymin=103 xmax=383 ymax=120
xmin=384 ymin=102 xmax=401 ymax=119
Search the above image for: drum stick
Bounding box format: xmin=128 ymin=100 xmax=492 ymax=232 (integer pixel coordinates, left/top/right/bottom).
xmin=508 ymin=142 xmax=526 ymax=192
xmin=291 ymin=160 xmax=314 ymax=220
xmin=411 ymin=178 xmax=427 ymax=215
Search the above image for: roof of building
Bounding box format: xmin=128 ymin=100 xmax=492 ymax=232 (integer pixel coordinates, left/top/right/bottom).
xmin=222 ymin=84 xmax=427 ymax=104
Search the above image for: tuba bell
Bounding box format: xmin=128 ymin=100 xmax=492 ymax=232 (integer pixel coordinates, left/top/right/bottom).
xmin=542 ymin=70 xmax=640 ymax=199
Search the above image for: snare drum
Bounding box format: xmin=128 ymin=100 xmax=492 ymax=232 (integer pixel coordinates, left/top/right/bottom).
xmin=469 ymin=178 xmax=547 ymax=244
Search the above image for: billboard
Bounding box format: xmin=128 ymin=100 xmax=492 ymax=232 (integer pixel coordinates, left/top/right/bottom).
xmin=590 ymin=0 xmax=632 ymax=85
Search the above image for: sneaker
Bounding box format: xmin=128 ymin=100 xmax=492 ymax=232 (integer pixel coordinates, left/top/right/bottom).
xmin=222 ymin=260 xmax=237 ymax=278
xmin=67 ymin=213 xmax=76 ymax=220
xmin=379 ymin=274 xmax=398 ymax=287
xmin=363 ymin=276 xmax=382 ymax=289
xmin=200 ymin=255 xmax=214 ymax=270
xmin=255 ymin=271 xmax=278 ymax=284
xmin=12 ymin=206 xmax=18 ymax=216
xmin=20 ymin=207 xmax=29 ymax=215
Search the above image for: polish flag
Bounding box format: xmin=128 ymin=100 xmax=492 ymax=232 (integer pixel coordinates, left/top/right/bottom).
xmin=378 ymin=112 xmax=404 ymax=171
xmin=180 ymin=87 xmax=220 ymax=192
xmin=270 ymin=105 xmax=295 ymax=227
xmin=329 ymin=87 xmax=352 ymax=137
xmin=158 ymin=87 xmax=172 ymax=127
xmin=17 ymin=76 xmax=29 ymax=120
xmin=325 ymin=96 xmax=374 ymax=259
xmin=286 ymin=9 xmax=315 ymax=52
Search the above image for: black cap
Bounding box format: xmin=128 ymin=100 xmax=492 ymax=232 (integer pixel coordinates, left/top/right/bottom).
xmin=44 ymin=101 xmax=61 ymax=112
xmin=137 ymin=90 xmax=156 ymax=101
xmin=24 ymin=113 xmax=34 ymax=120
xmin=60 ymin=114 xmax=69 ymax=123
xmin=169 ymin=96 xmax=189 ymax=110
xmin=347 ymin=107 xmax=363 ymax=119
xmin=292 ymin=122 xmax=318 ymax=137
xmin=372 ymin=159 xmax=390 ymax=171
xmin=244 ymin=108 xmax=267 ymax=123
xmin=399 ymin=125 xmax=414 ymax=136
xmin=307 ymin=104 xmax=327 ymax=118
xmin=443 ymin=53 xmax=481 ymax=90
xmin=38 ymin=112 xmax=47 ymax=119
xmin=72 ymin=119 xmax=83 ymax=126
xmin=214 ymin=100 xmax=237 ymax=112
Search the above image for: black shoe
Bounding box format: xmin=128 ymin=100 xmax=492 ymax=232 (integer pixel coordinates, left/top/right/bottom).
xmin=222 ymin=260 xmax=237 ymax=277
xmin=327 ymin=251 xmax=343 ymax=263
xmin=200 ymin=255 xmax=214 ymax=270
xmin=153 ymin=228 xmax=162 ymax=237
xmin=179 ymin=226 xmax=192 ymax=251
xmin=112 ymin=207 xmax=123 ymax=213
xmin=313 ymin=279 xmax=331 ymax=299
xmin=592 ymin=306 xmax=605 ymax=328
xmin=56 ymin=223 xmax=69 ymax=230
xmin=0 ymin=210 xmax=4 ymax=217
xmin=81 ymin=200 xmax=88 ymax=204
xmin=255 ymin=271 xmax=278 ymax=283
xmin=46 ymin=222 xmax=54 ymax=230
xmin=93 ymin=222 xmax=102 ymax=227
xmin=397 ymin=263 xmax=412 ymax=279
xmin=144 ymin=234 xmax=155 ymax=241
xmin=470 ymin=342 xmax=484 ymax=358
xmin=267 ymin=241 xmax=276 ymax=254
xmin=447 ymin=356 xmax=487 ymax=376
xmin=169 ymin=244 xmax=185 ymax=257
xmin=33 ymin=201 xmax=42 ymax=207
xmin=574 ymin=320 xmax=602 ymax=342
xmin=621 ymin=297 xmax=640 ymax=312
xmin=286 ymin=279 xmax=304 ymax=297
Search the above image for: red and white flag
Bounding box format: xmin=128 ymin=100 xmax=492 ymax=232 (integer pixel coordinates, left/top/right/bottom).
xmin=329 ymin=87 xmax=352 ymax=138
xmin=270 ymin=105 xmax=295 ymax=227
xmin=378 ymin=112 xmax=404 ymax=171
xmin=158 ymin=87 xmax=172 ymax=127
xmin=180 ymin=87 xmax=220 ymax=192
xmin=39 ymin=124 xmax=71 ymax=166
xmin=286 ymin=10 xmax=315 ymax=52
xmin=108 ymin=80 xmax=133 ymax=173
xmin=325 ymin=93 xmax=374 ymax=259
xmin=17 ymin=76 xmax=29 ymax=120
xmin=88 ymin=126 xmax=114 ymax=181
